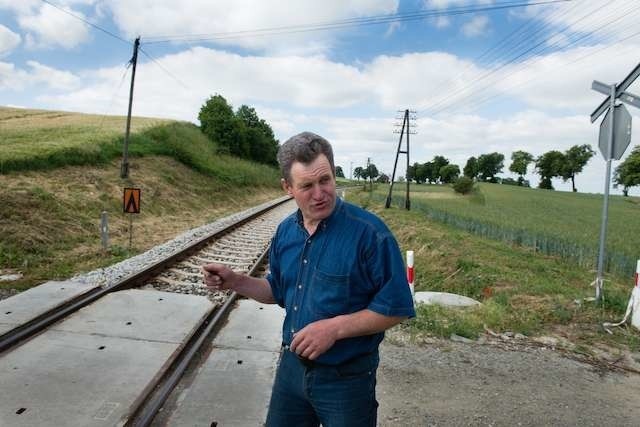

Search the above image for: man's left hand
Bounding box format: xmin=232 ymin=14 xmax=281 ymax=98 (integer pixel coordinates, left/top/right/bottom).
xmin=290 ymin=318 xmax=338 ymax=360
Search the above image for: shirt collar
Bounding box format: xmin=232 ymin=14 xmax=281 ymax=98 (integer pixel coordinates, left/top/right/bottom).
xmin=295 ymin=197 xmax=343 ymax=232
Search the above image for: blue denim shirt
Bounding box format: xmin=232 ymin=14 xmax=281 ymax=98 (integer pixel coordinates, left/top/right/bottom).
xmin=266 ymin=198 xmax=416 ymax=365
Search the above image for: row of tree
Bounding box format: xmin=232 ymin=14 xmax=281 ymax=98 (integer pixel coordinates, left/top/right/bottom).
xmin=198 ymin=95 xmax=279 ymax=165
xmin=195 ymin=96 xmax=640 ymax=195
xmin=393 ymin=144 xmax=596 ymax=192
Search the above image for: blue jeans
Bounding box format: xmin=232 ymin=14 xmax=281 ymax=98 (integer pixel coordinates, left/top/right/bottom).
xmin=265 ymin=348 xmax=379 ymax=427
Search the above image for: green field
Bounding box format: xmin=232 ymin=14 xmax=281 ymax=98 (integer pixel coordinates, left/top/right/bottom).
xmin=379 ymin=183 xmax=640 ymax=276
xmin=349 ymin=188 xmax=639 ymax=353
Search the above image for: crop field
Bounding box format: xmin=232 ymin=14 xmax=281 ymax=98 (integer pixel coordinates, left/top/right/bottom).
xmin=0 ymin=107 xmax=169 ymax=173
xmin=380 ymin=182 xmax=640 ymax=276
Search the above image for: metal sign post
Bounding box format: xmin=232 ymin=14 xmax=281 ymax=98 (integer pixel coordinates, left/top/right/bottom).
xmin=590 ymin=61 xmax=640 ymax=302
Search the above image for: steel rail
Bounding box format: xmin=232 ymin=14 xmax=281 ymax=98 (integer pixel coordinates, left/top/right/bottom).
xmin=125 ymin=247 xmax=270 ymax=427
xmin=0 ymin=196 xmax=290 ymax=354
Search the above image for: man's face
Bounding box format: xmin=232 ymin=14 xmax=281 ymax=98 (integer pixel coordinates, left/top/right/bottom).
xmin=283 ymin=154 xmax=337 ymax=224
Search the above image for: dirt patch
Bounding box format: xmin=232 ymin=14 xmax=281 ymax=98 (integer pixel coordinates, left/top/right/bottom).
xmin=377 ymin=334 xmax=640 ymax=426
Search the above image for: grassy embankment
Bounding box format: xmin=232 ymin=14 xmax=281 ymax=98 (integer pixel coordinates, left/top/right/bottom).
xmin=348 ymin=184 xmax=640 ymax=353
xmin=0 ymin=107 xmax=282 ymax=290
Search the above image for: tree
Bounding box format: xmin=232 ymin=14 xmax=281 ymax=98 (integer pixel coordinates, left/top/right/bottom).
xmin=235 ymin=105 xmax=279 ymax=165
xmin=477 ymin=152 xmax=505 ymax=183
xmin=509 ymin=151 xmax=534 ymax=185
xmin=432 ymin=156 xmax=449 ymax=183
xmin=377 ymin=173 xmax=390 ymax=183
xmin=453 ymin=176 xmax=475 ymax=194
xmin=406 ymin=163 xmax=417 ymax=183
xmin=440 ymin=164 xmax=460 ymax=183
xmin=415 ymin=163 xmax=429 ymax=184
xmin=198 ymin=95 xmax=278 ymax=166
xmin=614 ymin=145 xmax=640 ymax=196
xmin=560 ymin=144 xmax=595 ymax=192
xmin=463 ymin=156 xmax=479 ymax=179
xmin=364 ymin=163 xmax=379 ymax=184
xmin=535 ymin=150 xmax=565 ymax=190
xmin=335 ymin=166 xmax=345 ymax=178
xmin=354 ymin=166 xmax=363 ymax=181
xmin=198 ymin=94 xmax=242 ymax=154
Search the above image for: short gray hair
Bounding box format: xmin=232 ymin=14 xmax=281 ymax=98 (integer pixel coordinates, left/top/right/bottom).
xmin=277 ymin=132 xmax=335 ymax=183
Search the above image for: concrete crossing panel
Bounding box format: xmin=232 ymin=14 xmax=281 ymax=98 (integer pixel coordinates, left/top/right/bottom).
xmin=0 ymin=289 xmax=213 ymax=427
xmin=0 ymin=280 xmax=100 ymax=335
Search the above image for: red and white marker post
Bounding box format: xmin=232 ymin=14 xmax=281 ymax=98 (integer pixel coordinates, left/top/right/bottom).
xmin=407 ymin=250 xmax=415 ymax=297
xmin=632 ymin=260 xmax=640 ymax=329
xmin=603 ymin=259 xmax=640 ymax=332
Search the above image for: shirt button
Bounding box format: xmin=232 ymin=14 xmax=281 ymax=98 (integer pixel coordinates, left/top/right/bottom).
xmin=294 ymin=306 xmax=298 ymax=311
xmin=303 ymin=259 xmax=308 ymax=264
xmin=291 ymin=328 xmax=295 ymax=333
xmin=298 ymin=285 xmax=302 ymax=289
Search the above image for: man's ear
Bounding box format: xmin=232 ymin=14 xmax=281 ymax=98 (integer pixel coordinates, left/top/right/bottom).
xmin=281 ymin=178 xmax=292 ymax=195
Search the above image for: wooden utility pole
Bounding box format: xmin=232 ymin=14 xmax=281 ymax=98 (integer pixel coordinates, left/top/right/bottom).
xmin=121 ymin=36 xmax=140 ymax=179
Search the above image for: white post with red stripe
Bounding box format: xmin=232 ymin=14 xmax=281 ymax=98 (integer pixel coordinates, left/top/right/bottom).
xmin=632 ymin=260 xmax=640 ymax=329
xmin=407 ymin=250 xmax=415 ymax=297
xmin=603 ymin=259 xmax=640 ymax=332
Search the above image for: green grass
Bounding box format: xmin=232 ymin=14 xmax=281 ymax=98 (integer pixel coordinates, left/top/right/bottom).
xmin=380 ymin=182 xmax=640 ymax=276
xmin=0 ymin=107 xmax=168 ymax=173
xmin=347 ymin=188 xmax=640 ymax=353
xmin=0 ymin=107 xmax=278 ymax=186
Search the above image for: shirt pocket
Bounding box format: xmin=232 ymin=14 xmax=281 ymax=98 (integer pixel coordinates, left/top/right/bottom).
xmin=311 ymin=267 xmax=350 ymax=317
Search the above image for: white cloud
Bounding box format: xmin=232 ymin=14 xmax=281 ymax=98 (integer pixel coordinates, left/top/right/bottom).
xmin=105 ymin=0 xmax=399 ymax=54
xmin=0 ymin=60 xmax=80 ymax=90
xmin=26 ymin=60 xmax=81 ymax=90
xmin=0 ymin=24 xmax=21 ymax=56
xmin=18 ymin=3 xmax=91 ymax=49
xmin=516 ymin=0 xmax=639 ymax=47
xmin=364 ymin=51 xmax=488 ymax=110
xmin=497 ymin=40 xmax=640 ymax=112
xmin=461 ymin=14 xmax=489 ymax=37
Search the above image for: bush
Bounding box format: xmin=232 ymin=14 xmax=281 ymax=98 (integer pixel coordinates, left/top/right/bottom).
xmin=453 ymin=176 xmax=475 ymax=194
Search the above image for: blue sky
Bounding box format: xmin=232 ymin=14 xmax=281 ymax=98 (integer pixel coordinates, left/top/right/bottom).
xmin=1 ymin=0 xmax=639 ymax=195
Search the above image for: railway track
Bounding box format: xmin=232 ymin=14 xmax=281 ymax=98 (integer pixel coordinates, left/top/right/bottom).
xmin=0 ymin=197 xmax=297 ymax=426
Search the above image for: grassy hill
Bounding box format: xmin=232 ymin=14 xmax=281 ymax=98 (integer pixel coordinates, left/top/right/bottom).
xmin=0 ymin=107 xmax=282 ymax=289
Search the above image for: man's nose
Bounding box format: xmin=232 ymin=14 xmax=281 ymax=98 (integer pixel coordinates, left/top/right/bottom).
xmin=311 ymin=184 xmax=323 ymax=198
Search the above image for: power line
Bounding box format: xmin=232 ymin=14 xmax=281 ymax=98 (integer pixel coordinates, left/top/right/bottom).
xmin=421 ymin=0 xmax=639 ymax=117
xmin=420 ymin=0 xmax=616 ymax=116
xmin=446 ymin=1 xmax=640 ymax=115
xmin=416 ymin=1 xmax=578 ymax=116
xmin=40 ymin=0 xmax=131 ymax=46
xmin=138 ymin=47 xmax=192 ymax=91
xmin=143 ymin=0 xmax=572 ymax=44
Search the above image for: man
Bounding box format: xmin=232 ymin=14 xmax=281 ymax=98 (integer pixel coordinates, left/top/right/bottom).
xmin=203 ymin=132 xmax=415 ymax=427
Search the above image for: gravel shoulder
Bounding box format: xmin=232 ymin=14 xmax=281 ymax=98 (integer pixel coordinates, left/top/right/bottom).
xmin=377 ymin=334 xmax=640 ymax=426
